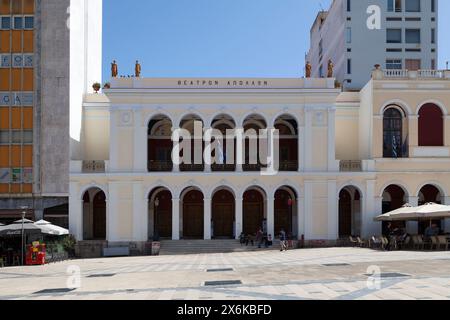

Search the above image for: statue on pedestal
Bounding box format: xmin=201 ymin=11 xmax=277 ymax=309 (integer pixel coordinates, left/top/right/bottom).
xmin=111 ymin=60 xmax=118 ymax=78
xmin=305 ymin=61 xmax=312 ymax=78
xmin=135 ymin=60 xmax=141 ymax=78
xmin=327 ymin=59 xmax=334 ymax=78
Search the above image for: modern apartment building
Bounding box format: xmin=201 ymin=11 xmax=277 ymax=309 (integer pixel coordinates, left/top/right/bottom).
xmin=0 ymin=0 xmax=102 ymax=227
xmin=306 ymin=0 xmax=438 ymax=90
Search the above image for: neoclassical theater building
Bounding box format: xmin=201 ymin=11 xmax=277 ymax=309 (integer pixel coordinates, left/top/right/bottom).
xmin=69 ymin=67 xmax=450 ymax=251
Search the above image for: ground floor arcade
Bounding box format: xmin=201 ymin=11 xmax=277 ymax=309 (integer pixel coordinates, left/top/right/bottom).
xmin=69 ymin=174 xmax=450 ymax=247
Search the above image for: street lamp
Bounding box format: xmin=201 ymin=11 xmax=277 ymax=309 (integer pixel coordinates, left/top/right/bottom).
xmin=19 ymin=206 xmax=28 ymax=266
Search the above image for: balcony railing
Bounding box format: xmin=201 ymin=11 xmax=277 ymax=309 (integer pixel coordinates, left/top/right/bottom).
xmin=243 ymin=164 xmax=265 ymax=172
xmin=340 ymin=160 xmax=362 ymax=172
xmin=381 ymin=69 xmax=450 ymax=79
xmin=148 ymin=161 xmax=173 ymax=172
xmin=279 ymin=161 xmax=299 ymax=172
xmin=179 ymin=164 xmax=205 ymax=172
xmin=211 ymin=164 xmax=236 ymax=172
xmin=383 ymin=69 xmax=409 ymax=78
xmin=82 ymin=161 xmax=106 ymax=173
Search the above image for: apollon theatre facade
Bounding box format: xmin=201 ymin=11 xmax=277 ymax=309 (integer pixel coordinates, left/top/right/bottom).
xmin=69 ymin=67 xmax=450 ymax=251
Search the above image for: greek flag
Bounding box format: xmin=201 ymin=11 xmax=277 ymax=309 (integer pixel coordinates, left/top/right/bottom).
xmin=216 ymin=140 xmax=224 ymax=165
xmin=392 ymin=134 xmax=398 ymax=158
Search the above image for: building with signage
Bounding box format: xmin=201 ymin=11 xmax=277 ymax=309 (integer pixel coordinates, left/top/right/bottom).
xmin=69 ymin=67 xmax=450 ymax=253
xmin=0 ymin=0 xmax=101 ymax=226
xmin=307 ymin=0 xmax=438 ymax=90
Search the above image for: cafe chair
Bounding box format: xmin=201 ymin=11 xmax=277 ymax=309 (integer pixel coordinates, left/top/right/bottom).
xmin=437 ymin=236 xmax=450 ymax=251
xmin=12 ymin=255 xmax=20 ymax=266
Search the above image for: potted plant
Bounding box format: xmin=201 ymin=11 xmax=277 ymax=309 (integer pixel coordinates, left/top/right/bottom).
xmin=92 ymin=82 xmax=101 ymax=93
xmin=103 ymin=82 xmax=111 ymax=89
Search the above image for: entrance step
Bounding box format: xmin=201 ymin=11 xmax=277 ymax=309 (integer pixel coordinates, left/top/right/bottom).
xmin=159 ymin=240 xmax=288 ymax=255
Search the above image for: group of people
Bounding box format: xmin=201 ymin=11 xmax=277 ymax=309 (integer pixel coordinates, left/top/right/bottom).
xmin=239 ymin=228 xmax=289 ymax=252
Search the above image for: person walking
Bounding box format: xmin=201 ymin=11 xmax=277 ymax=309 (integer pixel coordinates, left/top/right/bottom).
xmin=279 ymin=229 xmax=287 ymax=252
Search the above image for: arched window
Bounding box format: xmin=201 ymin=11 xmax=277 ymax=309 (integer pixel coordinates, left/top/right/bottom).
xmin=419 ymin=104 xmax=443 ymax=146
xmin=383 ymin=107 xmax=406 ymax=158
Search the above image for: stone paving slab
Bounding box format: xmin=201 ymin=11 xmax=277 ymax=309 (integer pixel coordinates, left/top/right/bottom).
xmin=1 ymin=248 xmax=450 ymax=300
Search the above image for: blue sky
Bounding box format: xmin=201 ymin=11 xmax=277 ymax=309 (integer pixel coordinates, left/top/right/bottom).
xmin=102 ymin=0 xmax=450 ymax=80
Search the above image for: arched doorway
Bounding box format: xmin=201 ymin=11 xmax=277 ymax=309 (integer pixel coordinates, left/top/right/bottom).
xmin=418 ymin=104 xmax=444 ymax=147
xmin=82 ymin=188 xmax=106 ymax=240
xmin=243 ymin=188 xmax=265 ymax=235
xmin=212 ymin=189 xmax=235 ymax=239
xmin=418 ymin=184 xmax=443 ymax=234
xmin=274 ymin=187 xmax=296 ymax=237
xmin=149 ymin=188 xmax=172 ymax=240
xmin=211 ymin=115 xmax=236 ymax=172
xmin=338 ymin=186 xmax=362 ymax=238
xmin=243 ymin=115 xmax=267 ymax=171
xmin=274 ymin=115 xmax=298 ymax=172
xmin=179 ymin=115 xmax=205 ymax=172
xmin=182 ymin=189 xmax=204 ymax=239
xmin=382 ymin=184 xmax=407 ymax=235
xmin=148 ymin=115 xmax=173 ymax=172
xmin=383 ymin=106 xmax=408 ymax=158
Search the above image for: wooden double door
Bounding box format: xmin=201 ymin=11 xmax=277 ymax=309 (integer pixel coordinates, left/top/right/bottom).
xmin=243 ymin=190 xmax=264 ymax=235
xmin=93 ymin=191 xmax=106 ymax=240
xmin=154 ymin=190 xmax=172 ymax=238
xmin=183 ymin=190 xmax=204 ymax=239
xmin=212 ymin=190 xmax=235 ymax=238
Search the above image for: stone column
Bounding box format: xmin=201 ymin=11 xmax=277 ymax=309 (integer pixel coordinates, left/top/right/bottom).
xmin=204 ymin=198 xmax=212 ymax=240
xmin=132 ymin=182 xmax=147 ymax=241
xmin=298 ymin=126 xmax=305 ymax=172
xmin=408 ymin=115 xmax=419 ymax=156
xmin=204 ymin=127 xmax=212 ymax=173
xmin=327 ymin=108 xmax=338 ymax=171
xmin=109 ymin=110 xmax=119 ymax=171
xmin=172 ymin=126 xmax=180 ymax=173
xmin=235 ymin=197 xmax=243 ymax=239
xmin=133 ymin=109 xmax=147 ymax=172
xmin=267 ymin=195 xmax=275 ymax=238
xmin=304 ymin=109 xmax=313 ymax=171
xmin=443 ymin=197 xmax=450 ymax=233
xmin=297 ymin=197 xmax=305 ymax=239
xmin=107 ymin=182 xmax=119 ymax=242
xmin=327 ymin=180 xmax=338 ymax=240
xmin=373 ymin=196 xmax=383 ymax=235
xmin=362 ymin=180 xmax=380 ymax=238
xmin=407 ymin=196 xmax=419 ymax=234
xmin=172 ymin=198 xmax=180 ymax=240
xmin=69 ymin=185 xmax=83 ymax=240
xmin=235 ymin=128 xmax=244 ymax=172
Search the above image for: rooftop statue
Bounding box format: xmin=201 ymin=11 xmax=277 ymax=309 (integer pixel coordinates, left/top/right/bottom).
xmin=111 ymin=60 xmax=118 ymax=78
xmin=135 ymin=60 xmax=141 ymax=78
xmin=327 ymin=59 xmax=334 ymax=78
xmin=305 ymin=61 xmax=312 ymax=78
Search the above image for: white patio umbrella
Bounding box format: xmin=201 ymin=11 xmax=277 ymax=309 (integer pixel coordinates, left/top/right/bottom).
xmin=374 ymin=204 xmax=417 ymax=222
xmin=0 ymin=219 xmax=41 ymax=236
xmin=34 ymin=220 xmax=69 ymax=236
xmin=413 ymin=203 xmax=450 ymax=219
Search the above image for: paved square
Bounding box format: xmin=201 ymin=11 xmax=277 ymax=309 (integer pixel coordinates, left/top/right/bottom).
xmin=1 ymin=248 xmax=450 ymax=300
